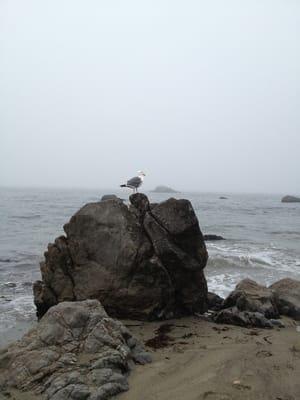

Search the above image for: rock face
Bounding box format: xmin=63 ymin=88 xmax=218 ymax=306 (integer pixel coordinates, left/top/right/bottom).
xmin=34 ymin=193 xmax=208 ymax=320
xmin=270 ymin=278 xmax=300 ymax=321
xmin=0 ymin=300 xmax=151 ymax=400
xmin=281 ymin=195 xmax=300 ymax=203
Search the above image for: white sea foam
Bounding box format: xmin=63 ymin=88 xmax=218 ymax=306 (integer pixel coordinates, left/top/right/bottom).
xmin=0 ymin=295 xmax=35 ymax=333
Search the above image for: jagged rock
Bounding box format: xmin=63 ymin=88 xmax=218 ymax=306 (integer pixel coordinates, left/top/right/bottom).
xmin=207 ymin=292 xmax=224 ymax=311
xmin=33 ymin=193 xmax=208 ymax=320
xmin=281 ymin=195 xmax=300 ymax=203
xmin=203 ymin=234 xmax=225 ymax=241
xmin=222 ymin=279 xmax=279 ymax=319
xmin=0 ymin=300 xmax=151 ymax=400
xmin=270 ymin=278 xmax=300 ymax=321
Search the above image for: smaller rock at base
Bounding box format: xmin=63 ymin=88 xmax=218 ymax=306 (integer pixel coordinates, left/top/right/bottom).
xmin=0 ymin=300 xmax=151 ymax=400
xmin=207 ymin=292 xmax=224 ymax=311
xmin=213 ymin=307 xmax=273 ymax=328
xmin=222 ymin=279 xmax=279 ymax=319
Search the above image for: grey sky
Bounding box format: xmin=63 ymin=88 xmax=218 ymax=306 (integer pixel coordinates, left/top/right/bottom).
xmin=1 ymin=0 xmax=299 ymax=193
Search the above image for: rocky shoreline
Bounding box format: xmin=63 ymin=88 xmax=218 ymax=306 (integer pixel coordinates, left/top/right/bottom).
xmin=0 ymin=194 xmax=299 ymax=400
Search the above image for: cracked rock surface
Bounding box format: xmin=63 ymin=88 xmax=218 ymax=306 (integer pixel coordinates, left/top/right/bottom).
xmin=34 ymin=193 xmax=208 ymax=320
xmin=0 ymin=300 xmax=151 ymax=400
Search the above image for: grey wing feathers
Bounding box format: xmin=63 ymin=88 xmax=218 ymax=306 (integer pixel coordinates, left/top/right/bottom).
xmin=127 ymin=176 xmax=142 ymax=188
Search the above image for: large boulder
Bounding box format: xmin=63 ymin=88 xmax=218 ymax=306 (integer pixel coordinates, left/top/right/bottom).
xmin=33 ymin=194 xmax=208 ymax=320
xmin=222 ymin=279 xmax=279 ymax=319
xmin=0 ymin=300 xmax=151 ymax=400
xmin=270 ymin=278 xmax=300 ymax=320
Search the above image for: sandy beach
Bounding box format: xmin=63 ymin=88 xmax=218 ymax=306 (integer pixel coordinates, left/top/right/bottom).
xmin=118 ymin=316 xmax=300 ymax=400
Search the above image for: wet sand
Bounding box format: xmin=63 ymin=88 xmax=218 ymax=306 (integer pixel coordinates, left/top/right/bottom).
xmin=1 ymin=317 xmax=299 ymax=400
xmin=118 ymin=316 xmax=300 ymax=400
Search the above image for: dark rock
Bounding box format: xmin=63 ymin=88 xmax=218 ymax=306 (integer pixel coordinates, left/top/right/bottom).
xmin=207 ymin=292 xmax=224 ymax=311
xmin=281 ymin=195 xmax=300 ymax=203
xmin=213 ymin=307 xmax=273 ymax=328
xmin=33 ymin=194 xmax=208 ymax=320
xmin=101 ymin=194 xmax=123 ymax=202
xmin=269 ymin=319 xmax=285 ymax=328
xmin=270 ymin=278 xmax=300 ymax=321
xmin=33 ymin=280 xmax=57 ymax=319
xmin=129 ymin=192 xmax=150 ymax=217
xmin=151 ymin=186 xmax=179 ymax=193
xmin=219 ymin=196 xmax=228 ymax=200
xmin=222 ymin=279 xmax=279 ymax=319
xmin=0 ymin=300 xmax=151 ymax=400
xmin=203 ymin=234 xmax=225 ymax=241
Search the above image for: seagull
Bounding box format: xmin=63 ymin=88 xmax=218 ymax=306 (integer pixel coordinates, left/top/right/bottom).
xmin=120 ymin=171 xmax=146 ymax=193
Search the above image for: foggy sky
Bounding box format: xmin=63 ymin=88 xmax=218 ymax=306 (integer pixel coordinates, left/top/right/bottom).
xmin=1 ymin=0 xmax=300 ymax=193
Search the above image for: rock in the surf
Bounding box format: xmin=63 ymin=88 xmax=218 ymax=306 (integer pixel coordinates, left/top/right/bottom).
xmin=151 ymin=185 xmax=179 ymax=193
xmin=203 ymin=234 xmax=225 ymax=241
xmin=281 ymin=195 xmax=300 ymax=203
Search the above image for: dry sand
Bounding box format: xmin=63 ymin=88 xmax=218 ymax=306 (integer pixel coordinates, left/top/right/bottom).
xmin=118 ymin=316 xmax=300 ymax=400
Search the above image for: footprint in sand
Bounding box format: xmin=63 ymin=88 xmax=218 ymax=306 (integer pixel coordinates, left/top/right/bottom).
xmin=202 ymin=391 xmax=231 ymax=400
xmin=256 ymin=350 xmax=273 ymax=358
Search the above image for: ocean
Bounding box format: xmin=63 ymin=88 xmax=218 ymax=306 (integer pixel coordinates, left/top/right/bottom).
xmin=1 ymin=187 xmax=299 ymax=343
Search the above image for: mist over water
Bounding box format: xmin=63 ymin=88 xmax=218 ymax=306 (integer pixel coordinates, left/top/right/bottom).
xmin=1 ymin=1 xmax=300 ymax=193
xmin=0 ymin=187 xmax=299 ymax=340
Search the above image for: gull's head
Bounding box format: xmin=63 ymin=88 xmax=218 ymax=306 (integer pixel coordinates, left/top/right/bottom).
xmin=138 ymin=170 xmax=146 ymax=177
